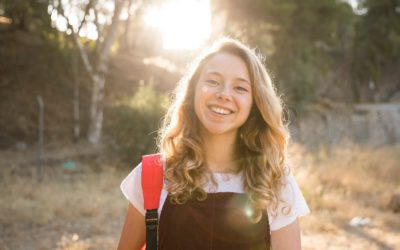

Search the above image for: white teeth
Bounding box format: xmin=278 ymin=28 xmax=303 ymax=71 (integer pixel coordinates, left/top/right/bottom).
xmin=210 ymin=106 xmax=232 ymax=115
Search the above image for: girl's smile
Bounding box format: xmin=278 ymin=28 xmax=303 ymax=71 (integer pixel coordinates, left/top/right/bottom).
xmin=209 ymin=105 xmax=233 ymax=115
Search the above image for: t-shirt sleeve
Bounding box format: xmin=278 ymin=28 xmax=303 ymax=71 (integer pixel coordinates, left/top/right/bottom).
xmin=268 ymin=171 xmax=310 ymax=231
xmin=120 ymin=163 xmax=145 ymax=216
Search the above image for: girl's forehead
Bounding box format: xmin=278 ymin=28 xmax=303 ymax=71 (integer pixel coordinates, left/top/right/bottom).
xmin=200 ymin=52 xmax=250 ymax=81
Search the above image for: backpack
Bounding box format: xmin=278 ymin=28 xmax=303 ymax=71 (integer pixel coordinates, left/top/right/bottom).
xmin=141 ymin=154 xmax=163 ymax=250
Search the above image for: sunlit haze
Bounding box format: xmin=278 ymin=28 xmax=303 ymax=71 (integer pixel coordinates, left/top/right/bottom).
xmin=144 ymin=0 xmax=211 ymax=50
xmin=49 ymin=3 xmax=101 ymax=40
xmin=49 ymin=0 xmax=211 ymax=48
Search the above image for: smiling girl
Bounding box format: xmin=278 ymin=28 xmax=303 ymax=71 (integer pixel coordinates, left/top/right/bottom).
xmin=118 ymin=38 xmax=310 ymax=250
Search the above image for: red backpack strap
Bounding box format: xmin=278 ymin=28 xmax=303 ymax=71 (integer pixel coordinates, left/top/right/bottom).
xmin=141 ymin=154 xmax=163 ymax=250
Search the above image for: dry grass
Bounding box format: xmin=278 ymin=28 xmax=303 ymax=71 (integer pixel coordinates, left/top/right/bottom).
xmin=289 ymin=143 xmax=400 ymax=249
xmin=0 ymin=148 xmax=129 ymax=250
xmin=0 ymin=143 xmax=399 ymax=249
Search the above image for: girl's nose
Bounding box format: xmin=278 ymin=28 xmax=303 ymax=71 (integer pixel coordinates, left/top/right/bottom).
xmin=216 ymin=85 xmax=232 ymax=101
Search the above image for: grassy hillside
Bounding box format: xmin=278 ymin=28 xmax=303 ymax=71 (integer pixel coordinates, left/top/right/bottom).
xmin=0 ymin=31 xmax=92 ymax=148
xmin=0 ymin=30 xmax=179 ymax=153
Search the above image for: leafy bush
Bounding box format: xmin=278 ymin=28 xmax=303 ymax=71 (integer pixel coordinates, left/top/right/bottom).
xmin=104 ymin=84 xmax=169 ymax=164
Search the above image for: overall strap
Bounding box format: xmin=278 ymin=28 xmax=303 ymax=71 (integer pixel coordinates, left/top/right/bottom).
xmin=141 ymin=154 xmax=163 ymax=250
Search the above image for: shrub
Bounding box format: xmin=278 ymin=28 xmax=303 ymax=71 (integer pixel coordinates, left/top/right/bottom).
xmin=105 ymin=84 xmax=168 ymax=164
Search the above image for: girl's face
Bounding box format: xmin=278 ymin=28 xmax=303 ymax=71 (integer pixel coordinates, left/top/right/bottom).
xmin=194 ymin=52 xmax=253 ymax=137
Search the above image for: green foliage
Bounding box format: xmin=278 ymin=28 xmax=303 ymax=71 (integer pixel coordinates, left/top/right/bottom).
xmin=213 ymin=0 xmax=355 ymax=105
xmin=104 ymin=84 xmax=168 ymax=163
xmin=1 ymin=0 xmax=53 ymax=32
xmin=272 ymin=0 xmax=354 ymax=105
xmin=352 ymin=0 xmax=400 ymax=85
xmin=129 ymin=84 xmax=169 ymax=113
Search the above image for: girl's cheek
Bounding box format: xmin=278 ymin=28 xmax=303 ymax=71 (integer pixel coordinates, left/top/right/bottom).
xmin=237 ymin=94 xmax=252 ymax=104
xmin=201 ymin=85 xmax=212 ymax=93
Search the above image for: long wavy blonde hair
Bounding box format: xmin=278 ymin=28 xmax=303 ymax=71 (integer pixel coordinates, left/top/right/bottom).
xmin=158 ymin=38 xmax=290 ymax=222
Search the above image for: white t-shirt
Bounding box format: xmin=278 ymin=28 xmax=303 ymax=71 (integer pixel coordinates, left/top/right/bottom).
xmin=121 ymin=163 xmax=310 ymax=231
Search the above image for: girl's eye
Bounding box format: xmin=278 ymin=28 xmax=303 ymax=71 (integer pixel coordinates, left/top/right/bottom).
xmin=206 ymin=79 xmax=219 ymax=85
xmin=235 ymin=86 xmax=249 ymax=92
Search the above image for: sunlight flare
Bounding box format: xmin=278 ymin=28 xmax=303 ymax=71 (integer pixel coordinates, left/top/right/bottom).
xmin=145 ymin=0 xmax=211 ymax=50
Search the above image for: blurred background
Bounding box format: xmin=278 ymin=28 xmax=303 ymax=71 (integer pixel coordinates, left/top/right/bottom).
xmin=0 ymin=0 xmax=399 ymax=249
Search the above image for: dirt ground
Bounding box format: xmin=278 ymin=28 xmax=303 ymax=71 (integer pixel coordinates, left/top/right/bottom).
xmin=0 ymin=143 xmax=399 ymax=250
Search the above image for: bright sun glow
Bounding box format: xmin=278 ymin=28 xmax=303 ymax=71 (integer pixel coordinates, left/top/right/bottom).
xmin=145 ymin=0 xmax=211 ymax=50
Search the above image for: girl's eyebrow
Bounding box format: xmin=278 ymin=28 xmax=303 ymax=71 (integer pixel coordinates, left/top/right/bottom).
xmin=205 ymin=71 xmax=251 ymax=85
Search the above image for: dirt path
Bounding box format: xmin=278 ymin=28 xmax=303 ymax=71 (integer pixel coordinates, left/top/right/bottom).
xmin=0 ymin=219 xmax=119 ymax=250
xmin=302 ymin=227 xmax=400 ymax=250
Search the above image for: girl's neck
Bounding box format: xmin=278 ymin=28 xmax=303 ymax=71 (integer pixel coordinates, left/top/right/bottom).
xmin=201 ymin=130 xmax=239 ymax=173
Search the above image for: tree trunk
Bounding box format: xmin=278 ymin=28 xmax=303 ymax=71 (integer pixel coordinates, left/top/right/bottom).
xmin=88 ymin=74 xmax=106 ymax=144
xmin=57 ymin=0 xmax=125 ymax=144
xmin=86 ymin=0 xmax=125 ymax=144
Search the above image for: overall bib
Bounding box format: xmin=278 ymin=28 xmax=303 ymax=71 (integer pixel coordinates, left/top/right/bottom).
xmin=158 ymin=192 xmax=271 ymax=250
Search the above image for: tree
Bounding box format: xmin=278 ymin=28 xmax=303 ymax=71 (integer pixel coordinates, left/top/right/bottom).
xmin=351 ymin=0 xmax=400 ymax=101
xmin=1 ymin=0 xmax=53 ymax=32
xmin=211 ymin=0 xmax=354 ymax=105
xmin=52 ymin=0 xmax=127 ymax=144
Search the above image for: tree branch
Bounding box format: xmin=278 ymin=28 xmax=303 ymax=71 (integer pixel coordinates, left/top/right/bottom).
xmin=77 ymin=0 xmax=96 ymax=34
xmin=57 ymin=2 xmax=95 ymax=79
xmin=97 ymin=0 xmax=125 ymax=73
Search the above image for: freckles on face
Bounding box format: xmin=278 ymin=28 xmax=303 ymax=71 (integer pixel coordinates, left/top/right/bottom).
xmin=201 ymin=85 xmax=209 ymax=93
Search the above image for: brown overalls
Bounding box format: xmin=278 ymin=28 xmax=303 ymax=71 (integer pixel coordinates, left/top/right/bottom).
xmin=158 ymin=192 xmax=271 ymax=250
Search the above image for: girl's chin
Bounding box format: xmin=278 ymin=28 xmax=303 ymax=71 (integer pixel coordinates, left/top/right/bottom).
xmin=201 ymin=126 xmax=237 ymax=137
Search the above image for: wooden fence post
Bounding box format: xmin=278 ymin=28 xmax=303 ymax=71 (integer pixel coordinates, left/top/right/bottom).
xmin=37 ymin=95 xmax=44 ymax=182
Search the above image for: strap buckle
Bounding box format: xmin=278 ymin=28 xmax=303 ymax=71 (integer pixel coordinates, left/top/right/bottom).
xmin=145 ymin=209 xmax=158 ymax=230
